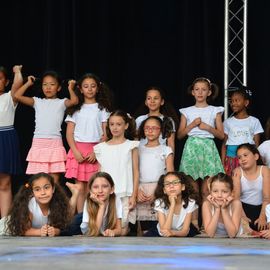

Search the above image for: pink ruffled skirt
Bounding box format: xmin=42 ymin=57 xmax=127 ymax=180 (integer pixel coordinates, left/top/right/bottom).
xmin=26 ymin=138 xmax=67 ymax=174
xmin=65 ymin=142 xmax=99 ymax=182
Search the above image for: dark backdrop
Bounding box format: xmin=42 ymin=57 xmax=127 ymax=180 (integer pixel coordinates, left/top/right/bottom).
xmin=1 ymin=0 xmax=269 ymax=190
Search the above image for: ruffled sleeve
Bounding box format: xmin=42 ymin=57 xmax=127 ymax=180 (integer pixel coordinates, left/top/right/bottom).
xmin=101 ymin=109 xmax=110 ymax=122
xmin=65 ymin=113 xmax=76 ymax=123
xmin=154 ymin=199 xmax=166 ymax=213
xmin=179 ymin=107 xmax=188 ymax=118
xmin=93 ymin=142 xmax=104 ymax=162
xmin=186 ymin=199 xmax=198 ymax=213
xmin=129 ymin=140 xmax=140 ymax=150
xmin=214 ymin=106 xmax=224 ymax=116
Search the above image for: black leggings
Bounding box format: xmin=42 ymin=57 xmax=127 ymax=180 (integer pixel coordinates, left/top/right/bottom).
xmin=242 ymin=202 xmax=262 ymax=231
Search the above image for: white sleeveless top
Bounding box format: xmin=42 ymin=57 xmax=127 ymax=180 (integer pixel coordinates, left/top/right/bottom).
xmin=240 ymin=166 xmax=263 ymax=206
xmin=28 ymin=197 xmax=49 ymax=228
xmin=211 ymin=205 xmax=243 ymax=237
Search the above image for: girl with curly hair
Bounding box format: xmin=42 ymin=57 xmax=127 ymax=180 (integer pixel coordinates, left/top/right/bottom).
xmin=65 ymin=73 xmax=113 ymax=212
xmin=5 ymin=173 xmax=79 ymax=236
xmin=145 ymin=171 xmax=199 ymax=237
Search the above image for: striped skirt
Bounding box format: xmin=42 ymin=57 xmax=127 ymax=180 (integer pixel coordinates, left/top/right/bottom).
xmin=26 ymin=138 xmax=66 ymax=174
xmin=0 ymin=126 xmax=22 ymax=174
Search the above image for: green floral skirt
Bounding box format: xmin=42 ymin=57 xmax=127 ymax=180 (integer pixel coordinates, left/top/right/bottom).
xmin=179 ymin=136 xmax=224 ymax=180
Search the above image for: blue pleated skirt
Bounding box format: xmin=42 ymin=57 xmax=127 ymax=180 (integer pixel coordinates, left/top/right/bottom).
xmin=0 ymin=126 xmax=22 ymax=174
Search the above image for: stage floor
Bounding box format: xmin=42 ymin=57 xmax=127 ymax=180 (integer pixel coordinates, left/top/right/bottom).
xmin=1 ymin=236 xmax=270 ymax=269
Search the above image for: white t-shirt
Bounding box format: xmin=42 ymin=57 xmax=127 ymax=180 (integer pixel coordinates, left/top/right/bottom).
xmin=65 ymin=103 xmax=110 ymax=142
xmin=94 ymin=140 xmax=140 ymax=197
xmin=224 ymin=116 xmax=263 ymax=145
xmin=258 ymin=140 xmax=270 ymax=167
xmin=179 ymin=105 xmax=224 ymax=138
xmin=0 ymin=91 xmax=17 ymax=126
xmin=33 ymin=97 xmax=67 ymax=138
xmin=80 ymin=197 xmax=122 ymax=235
xmin=136 ymin=114 xmax=175 ymax=146
xmin=154 ymin=199 xmax=198 ymax=236
xmin=28 ymin=197 xmax=49 ymax=228
xmin=139 ymin=144 xmax=173 ymax=183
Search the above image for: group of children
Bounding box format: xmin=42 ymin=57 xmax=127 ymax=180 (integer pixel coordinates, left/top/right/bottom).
xmin=1 ymin=65 xmax=270 ymax=239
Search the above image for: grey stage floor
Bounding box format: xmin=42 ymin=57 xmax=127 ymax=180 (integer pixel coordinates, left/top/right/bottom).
xmin=1 ymin=236 xmax=270 ymax=270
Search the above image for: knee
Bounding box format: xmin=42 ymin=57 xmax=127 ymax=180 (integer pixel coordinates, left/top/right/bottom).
xmin=0 ymin=179 xmax=11 ymax=191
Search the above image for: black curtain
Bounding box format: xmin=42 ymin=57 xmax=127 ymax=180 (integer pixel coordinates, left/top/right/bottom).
xmin=1 ymin=0 xmax=268 ymax=190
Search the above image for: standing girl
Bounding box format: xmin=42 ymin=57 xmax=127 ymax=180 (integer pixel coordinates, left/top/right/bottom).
xmin=80 ymin=172 xmax=122 ymax=237
xmin=94 ymin=110 xmax=139 ymax=235
xmin=135 ymin=86 xmax=178 ymax=153
xmin=221 ymin=88 xmax=263 ymax=175
xmin=145 ymin=171 xmax=199 ymax=237
xmin=202 ymin=173 xmax=242 ymax=238
xmin=14 ymin=71 xmax=78 ymax=184
xmin=5 ymin=172 xmax=79 ymax=236
xmin=233 ymin=143 xmax=270 ymax=231
xmin=0 ymin=65 xmax=23 ymax=218
xmin=177 ymin=77 xmax=224 ymax=200
xmin=136 ymin=116 xmax=174 ymax=234
xmin=258 ymin=117 xmax=270 ymax=167
xmin=65 ymin=73 xmax=113 ymax=213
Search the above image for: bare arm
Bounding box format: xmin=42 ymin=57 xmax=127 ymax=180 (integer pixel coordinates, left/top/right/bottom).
xmin=221 ymin=134 xmax=228 ymax=166
xmin=158 ymin=198 xmax=176 ymax=230
xmin=255 ymin=166 xmax=270 ymax=230
xmin=254 ymin=134 xmax=261 ymax=147
xmin=103 ymin=218 xmax=122 ymax=237
xmin=167 ymin=132 xmax=175 ymax=153
xmin=221 ymin=200 xmax=242 ymax=238
xmin=64 ymin=80 xmax=78 ymax=108
xmin=165 ymin=153 xmax=174 ymax=172
xmin=10 ymin=65 xmax=23 ymax=101
xmin=171 ymin=212 xmax=193 ymax=237
xmin=66 ymin=121 xmax=84 ymax=163
xmin=100 ymin=122 xmax=107 ymax=142
xmin=129 ymin=148 xmax=139 ymax=209
xmin=199 ymin=113 xmax=224 ymax=140
xmin=14 ymin=75 xmax=35 ymax=107
xmin=202 ymin=200 xmax=220 ymax=237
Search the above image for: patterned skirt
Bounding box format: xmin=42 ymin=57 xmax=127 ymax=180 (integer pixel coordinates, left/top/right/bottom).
xmin=26 ymin=138 xmax=66 ymax=174
xmin=224 ymin=156 xmax=239 ymax=176
xmin=65 ymin=142 xmax=99 ymax=182
xmin=179 ymin=136 xmax=224 ymax=180
xmin=136 ymin=182 xmax=158 ymax=221
xmin=0 ymin=126 xmax=22 ymax=174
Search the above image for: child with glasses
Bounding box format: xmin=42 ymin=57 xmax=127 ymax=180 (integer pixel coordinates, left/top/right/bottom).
xmin=144 ymin=171 xmax=199 ymax=237
xmin=136 ymin=116 xmax=174 ymax=234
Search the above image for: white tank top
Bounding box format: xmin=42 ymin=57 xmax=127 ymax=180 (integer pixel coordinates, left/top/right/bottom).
xmin=240 ymin=166 xmax=263 ymax=206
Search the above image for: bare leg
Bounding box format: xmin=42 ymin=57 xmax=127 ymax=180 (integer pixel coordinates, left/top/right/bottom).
xmin=201 ymin=177 xmax=210 ymax=202
xmin=50 ymin=173 xmax=60 ymax=185
xmin=76 ymin=181 xmax=87 ymax=213
xmin=0 ymin=173 xmax=12 ymax=218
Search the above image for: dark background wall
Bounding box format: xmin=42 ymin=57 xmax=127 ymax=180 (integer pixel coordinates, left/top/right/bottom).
xmin=1 ymin=0 xmax=269 ymax=190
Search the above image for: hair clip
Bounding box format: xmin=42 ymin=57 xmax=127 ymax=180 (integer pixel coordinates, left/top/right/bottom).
xmin=25 ymin=183 xmax=30 ymax=188
xmin=127 ymin=113 xmax=132 ymax=119
xmin=245 ymin=89 xmax=252 ymax=97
